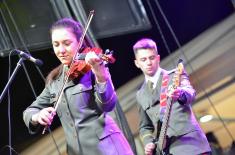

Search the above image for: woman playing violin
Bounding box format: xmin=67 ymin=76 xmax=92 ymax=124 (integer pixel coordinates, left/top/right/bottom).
xmin=23 ymin=18 xmax=134 ymax=155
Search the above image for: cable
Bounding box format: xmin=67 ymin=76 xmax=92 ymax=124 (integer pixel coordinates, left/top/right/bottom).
xmin=1 ymin=0 xmax=61 ymax=154
xmin=153 ymin=0 xmax=187 ymax=61
xmin=153 ymin=0 xmax=234 ymax=142
xmin=0 ymin=145 xmax=19 ymax=155
xmin=47 ymin=128 xmax=62 ymax=155
xmin=8 ymin=50 xmax=13 ymax=155
xmin=114 ymin=101 xmax=137 ymax=155
xmin=2 ymin=1 xmax=43 ymax=98
xmin=146 ymin=0 xmax=176 ymax=67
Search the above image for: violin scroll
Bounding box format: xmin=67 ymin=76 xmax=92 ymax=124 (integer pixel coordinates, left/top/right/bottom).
xmin=102 ymin=49 xmax=116 ymax=64
xmin=77 ymin=47 xmax=116 ymax=64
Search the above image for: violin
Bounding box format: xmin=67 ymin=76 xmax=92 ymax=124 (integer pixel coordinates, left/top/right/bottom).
xmin=67 ymin=47 xmax=115 ymax=80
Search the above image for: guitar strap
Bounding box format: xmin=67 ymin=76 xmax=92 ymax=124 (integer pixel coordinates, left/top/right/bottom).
xmin=159 ymin=71 xmax=170 ymax=121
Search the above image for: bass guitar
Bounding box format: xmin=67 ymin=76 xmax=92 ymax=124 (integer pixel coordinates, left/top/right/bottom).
xmin=154 ymin=59 xmax=184 ymax=155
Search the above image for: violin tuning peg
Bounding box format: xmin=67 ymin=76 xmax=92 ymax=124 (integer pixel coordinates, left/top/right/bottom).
xmin=110 ymin=50 xmax=114 ymax=55
xmin=104 ymin=49 xmax=110 ymax=54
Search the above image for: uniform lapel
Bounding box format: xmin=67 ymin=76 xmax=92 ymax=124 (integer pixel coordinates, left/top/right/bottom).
xmin=152 ymin=71 xmax=164 ymax=106
xmin=138 ymin=82 xmax=153 ymax=108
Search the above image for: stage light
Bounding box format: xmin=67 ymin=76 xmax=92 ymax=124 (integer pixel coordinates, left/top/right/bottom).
xmin=200 ymin=114 xmax=213 ymax=123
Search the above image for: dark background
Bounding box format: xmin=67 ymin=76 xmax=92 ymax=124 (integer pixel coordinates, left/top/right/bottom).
xmin=0 ymin=0 xmax=234 ymax=154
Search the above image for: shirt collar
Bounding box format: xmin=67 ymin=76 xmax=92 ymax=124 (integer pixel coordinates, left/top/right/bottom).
xmin=145 ymin=68 xmax=162 ymax=89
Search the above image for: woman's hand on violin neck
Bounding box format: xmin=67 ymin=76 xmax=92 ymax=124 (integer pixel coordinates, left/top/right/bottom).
xmin=85 ymin=52 xmax=108 ymax=83
xmin=31 ymin=107 xmax=56 ymax=126
xmin=85 ymin=51 xmax=102 ymax=66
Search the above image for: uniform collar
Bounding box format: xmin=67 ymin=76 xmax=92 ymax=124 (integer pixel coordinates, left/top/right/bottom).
xmin=145 ymin=67 xmax=162 ymax=89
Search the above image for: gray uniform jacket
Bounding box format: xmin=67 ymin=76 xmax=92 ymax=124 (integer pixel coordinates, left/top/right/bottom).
xmin=23 ymin=70 xmax=133 ymax=155
xmin=137 ymin=69 xmax=211 ymax=155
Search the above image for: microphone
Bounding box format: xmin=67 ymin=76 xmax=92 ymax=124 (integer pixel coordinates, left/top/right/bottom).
xmin=14 ymin=50 xmax=43 ymax=66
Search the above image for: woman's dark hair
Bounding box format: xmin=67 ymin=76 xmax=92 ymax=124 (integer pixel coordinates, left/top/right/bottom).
xmin=45 ymin=64 xmax=63 ymax=85
xmin=50 ymin=18 xmax=83 ymax=41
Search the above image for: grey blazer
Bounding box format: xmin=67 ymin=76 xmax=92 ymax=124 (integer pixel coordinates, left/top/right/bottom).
xmin=23 ymin=70 xmax=133 ymax=155
xmin=137 ymin=69 xmax=211 ymax=155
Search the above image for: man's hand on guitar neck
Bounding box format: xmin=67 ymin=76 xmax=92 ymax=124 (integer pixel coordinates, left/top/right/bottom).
xmin=167 ymin=86 xmax=185 ymax=102
xmin=145 ymin=142 xmax=156 ymax=155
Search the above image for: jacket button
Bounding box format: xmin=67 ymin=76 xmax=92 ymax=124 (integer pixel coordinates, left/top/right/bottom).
xmin=70 ymin=123 xmax=74 ymax=127
xmin=109 ymin=129 xmax=114 ymax=132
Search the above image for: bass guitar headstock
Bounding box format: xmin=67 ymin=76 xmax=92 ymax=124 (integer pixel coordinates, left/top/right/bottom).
xmin=173 ymin=59 xmax=184 ymax=89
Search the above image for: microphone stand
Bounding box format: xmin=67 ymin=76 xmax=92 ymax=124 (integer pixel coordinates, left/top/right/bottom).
xmin=0 ymin=57 xmax=24 ymax=104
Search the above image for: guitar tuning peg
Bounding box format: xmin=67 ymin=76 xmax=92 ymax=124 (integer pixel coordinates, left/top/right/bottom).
xmin=104 ymin=49 xmax=114 ymax=55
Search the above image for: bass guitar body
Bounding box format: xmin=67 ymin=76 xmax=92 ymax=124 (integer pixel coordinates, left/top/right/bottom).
xmin=153 ymin=136 xmax=172 ymax=155
xmin=155 ymin=149 xmax=171 ymax=155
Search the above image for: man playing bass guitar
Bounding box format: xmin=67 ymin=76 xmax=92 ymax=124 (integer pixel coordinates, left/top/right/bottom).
xmin=133 ymin=38 xmax=211 ymax=155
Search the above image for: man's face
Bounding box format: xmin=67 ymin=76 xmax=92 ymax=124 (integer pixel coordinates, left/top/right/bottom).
xmin=134 ymin=48 xmax=160 ymax=77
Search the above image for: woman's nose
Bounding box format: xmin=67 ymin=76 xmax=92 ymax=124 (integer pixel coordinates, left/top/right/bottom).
xmin=59 ymin=46 xmax=66 ymax=54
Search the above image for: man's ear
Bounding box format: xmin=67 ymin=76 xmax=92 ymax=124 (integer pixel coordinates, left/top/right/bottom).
xmin=134 ymin=60 xmax=140 ymax=68
xmin=157 ymin=55 xmax=160 ymax=61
